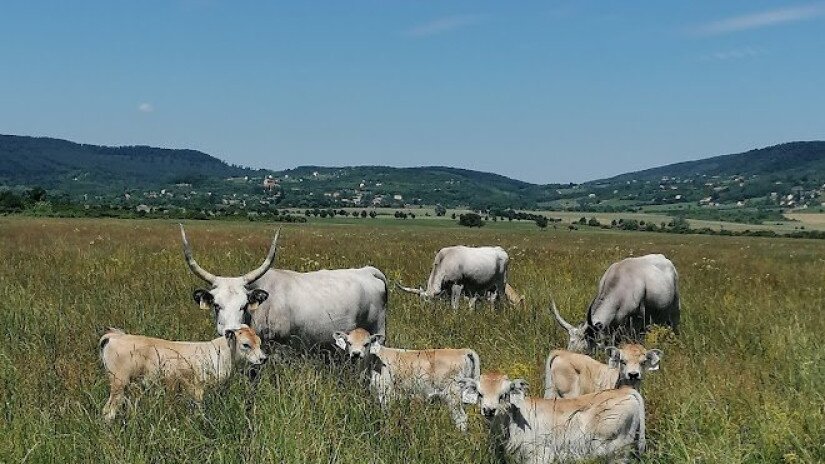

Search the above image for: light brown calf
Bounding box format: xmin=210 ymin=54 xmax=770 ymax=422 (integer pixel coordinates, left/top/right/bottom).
xmin=333 ymin=328 xmax=480 ymax=431
xmin=461 ymin=373 xmax=646 ymax=463
xmin=505 ymin=283 xmax=525 ymax=306
xmin=544 ymin=343 xmax=662 ymax=398
xmin=99 ymin=325 xmax=266 ymax=421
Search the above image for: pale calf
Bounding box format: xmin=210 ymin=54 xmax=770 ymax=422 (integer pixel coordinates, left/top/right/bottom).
xmin=99 ymin=325 xmax=266 ymax=421
xmin=461 ymin=373 xmax=646 ymax=463
xmin=333 ymin=328 xmax=480 ymax=431
xmin=544 ymin=344 xmax=662 ymax=398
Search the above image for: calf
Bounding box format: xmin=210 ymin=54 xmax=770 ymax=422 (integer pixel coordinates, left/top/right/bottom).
xmin=460 ymin=373 xmax=645 ymax=463
xmin=544 ymin=344 xmax=662 ymax=398
xmin=333 ymin=328 xmax=480 ymax=431
xmin=99 ymin=325 xmax=266 ymax=421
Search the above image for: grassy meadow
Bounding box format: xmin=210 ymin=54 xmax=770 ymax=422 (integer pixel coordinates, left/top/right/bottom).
xmin=0 ymin=217 xmax=823 ymax=463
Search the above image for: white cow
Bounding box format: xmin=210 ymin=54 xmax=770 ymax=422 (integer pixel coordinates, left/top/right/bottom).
xmin=98 ymin=325 xmax=266 ymax=421
xmin=544 ymin=344 xmax=662 ymax=398
xmin=333 ymin=328 xmax=480 ymax=431
xmin=398 ymin=245 xmax=509 ymax=309
xmin=460 ymin=373 xmax=646 ymax=463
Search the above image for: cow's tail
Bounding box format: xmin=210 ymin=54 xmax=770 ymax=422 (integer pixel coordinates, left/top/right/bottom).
xmin=370 ymin=267 xmax=389 ymax=307
xmin=98 ymin=327 xmax=124 ymax=366
xmin=629 ymin=388 xmax=646 ymax=456
xmin=465 ymin=350 xmax=481 ymax=380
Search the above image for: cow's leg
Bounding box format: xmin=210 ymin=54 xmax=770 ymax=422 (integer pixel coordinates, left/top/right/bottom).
xmin=468 ymin=295 xmax=477 ymax=310
xmin=448 ymin=400 xmax=468 ymax=431
xmin=102 ymin=374 xmax=128 ymax=422
xmin=450 ymin=284 xmax=463 ymax=310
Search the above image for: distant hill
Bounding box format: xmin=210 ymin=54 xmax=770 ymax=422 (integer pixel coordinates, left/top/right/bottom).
xmin=0 ymin=134 xmax=250 ymax=192
xmin=594 ymin=141 xmax=825 ymax=184
xmin=1 ymin=134 xmax=824 ymax=212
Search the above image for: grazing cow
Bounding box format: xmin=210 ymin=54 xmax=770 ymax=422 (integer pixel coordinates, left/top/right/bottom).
xmin=333 ymin=328 xmax=480 ymax=431
xmin=544 ymin=344 xmax=662 ymax=398
xmin=98 ymin=325 xmax=266 ymax=421
xmin=552 ymin=254 xmax=680 ymax=352
xmin=397 ymin=245 xmax=509 ymax=309
xmin=460 ymin=373 xmax=645 ymax=463
xmin=179 ymin=225 xmax=388 ymax=350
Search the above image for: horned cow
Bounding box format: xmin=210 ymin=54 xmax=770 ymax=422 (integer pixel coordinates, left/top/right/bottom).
xmin=333 ymin=328 xmax=480 ymax=431
xmin=552 ymin=254 xmax=680 ymax=353
xmin=397 ymin=245 xmax=509 ymax=309
xmin=98 ymin=325 xmax=266 ymax=421
xmin=460 ymin=373 xmax=646 ymax=463
xmin=180 ymin=225 xmax=388 ymax=350
xmin=544 ymin=344 xmax=662 ymax=398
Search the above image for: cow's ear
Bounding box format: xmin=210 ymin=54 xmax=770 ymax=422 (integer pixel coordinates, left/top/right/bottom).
xmin=333 ymin=332 xmax=348 ymax=351
xmin=193 ymin=289 xmax=213 ymax=310
xmin=606 ymin=347 xmax=621 ymax=368
xmin=645 ymin=349 xmax=662 ymax=371
xmin=247 ymin=289 xmax=269 ymax=311
xmin=458 ymin=378 xmax=478 ymax=404
xmin=508 ymin=379 xmax=528 ymax=403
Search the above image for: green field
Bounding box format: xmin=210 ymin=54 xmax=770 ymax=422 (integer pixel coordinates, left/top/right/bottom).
xmin=0 ymin=217 xmax=822 ymax=463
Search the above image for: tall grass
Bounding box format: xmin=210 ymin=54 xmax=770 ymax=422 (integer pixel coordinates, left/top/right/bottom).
xmin=0 ymin=217 xmax=822 ymax=463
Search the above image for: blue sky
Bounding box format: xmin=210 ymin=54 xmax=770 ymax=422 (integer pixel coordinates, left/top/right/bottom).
xmin=1 ymin=1 xmax=824 ymax=183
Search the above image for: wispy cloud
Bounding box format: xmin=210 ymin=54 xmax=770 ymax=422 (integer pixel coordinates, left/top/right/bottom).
xmin=701 ymin=47 xmax=764 ymax=61
xmin=137 ymin=102 xmax=154 ymax=113
xmin=692 ymin=2 xmax=825 ymax=36
xmin=404 ymin=14 xmax=483 ymax=38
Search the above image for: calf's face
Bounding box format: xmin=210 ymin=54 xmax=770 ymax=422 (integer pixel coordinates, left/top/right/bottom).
xmin=193 ymin=278 xmax=269 ymax=335
xmin=226 ymin=325 xmax=267 ymax=365
xmin=333 ymin=329 xmax=385 ymax=360
xmin=607 ymin=344 xmax=662 ymax=381
xmin=459 ymin=373 xmax=528 ymax=419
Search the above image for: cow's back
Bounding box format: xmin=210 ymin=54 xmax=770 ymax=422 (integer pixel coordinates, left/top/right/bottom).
xmin=251 ymin=266 xmax=387 ymax=347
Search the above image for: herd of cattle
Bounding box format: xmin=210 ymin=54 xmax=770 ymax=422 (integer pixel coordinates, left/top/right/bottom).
xmin=98 ymin=225 xmax=681 ymax=463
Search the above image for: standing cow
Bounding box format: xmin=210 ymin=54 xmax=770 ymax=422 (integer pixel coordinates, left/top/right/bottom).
xmin=552 ymin=254 xmax=680 ymax=353
xmin=179 ymin=225 xmax=388 ymax=351
xmin=397 ymin=245 xmax=509 ymax=309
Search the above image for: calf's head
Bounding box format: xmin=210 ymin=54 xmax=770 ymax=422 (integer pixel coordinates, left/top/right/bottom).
xmin=225 ymin=325 xmax=267 ymax=365
xmin=181 ymin=225 xmax=278 ymax=335
xmin=333 ymin=328 xmax=385 ymax=360
xmin=459 ymin=373 xmax=528 ymax=420
xmin=606 ymin=344 xmax=662 ymax=384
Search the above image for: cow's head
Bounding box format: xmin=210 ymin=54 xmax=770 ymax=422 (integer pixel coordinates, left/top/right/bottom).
xmin=225 ymin=324 xmax=267 ymax=365
xmin=550 ymin=299 xmax=597 ymax=354
xmin=459 ymin=373 xmax=528 ymax=420
xmin=181 ymin=224 xmax=278 ymax=335
xmin=332 ymin=328 xmax=384 ymax=360
xmin=606 ymin=344 xmax=662 ymax=385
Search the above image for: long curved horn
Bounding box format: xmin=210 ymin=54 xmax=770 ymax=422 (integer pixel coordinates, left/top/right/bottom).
xmin=180 ymin=224 xmax=216 ymax=284
xmin=549 ymin=299 xmax=575 ymax=333
xmin=396 ymin=282 xmax=424 ymax=295
xmin=242 ymin=228 xmax=280 ymax=284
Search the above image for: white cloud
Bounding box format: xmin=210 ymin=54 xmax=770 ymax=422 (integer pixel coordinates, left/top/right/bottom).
xmin=702 ymin=47 xmax=764 ymax=61
xmin=692 ymin=3 xmax=825 ymax=36
xmin=137 ymin=102 xmax=154 ymax=113
xmin=404 ymin=14 xmax=483 ymax=38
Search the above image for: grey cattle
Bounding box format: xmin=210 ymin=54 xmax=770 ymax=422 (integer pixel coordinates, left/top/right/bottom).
xmin=179 ymin=225 xmax=388 ymax=350
xmin=553 ymin=254 xmax=680 ymax=353
xmin=397 ymin=245 xmax=509 ymax=309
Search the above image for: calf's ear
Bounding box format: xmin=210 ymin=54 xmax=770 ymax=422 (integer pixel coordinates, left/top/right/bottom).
xmin=247 ymin=289 xmax=269 ymax=311
xmin=606 ymin=346 xmax=621 ymax=368
xmin=224 ymin=329 xmax=236 ymax=342
xmin=508 ymin=379 xmax=529 ymax=403
xmin=193 ymin=289 xmax=213 ymax=310
xmin=457 ymin=378 xmax=478 ymax=404
xmin=333 ymin=332 xmax=348 ymax=351
xmin=645 ymin=349 xmax=663 ymax=371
